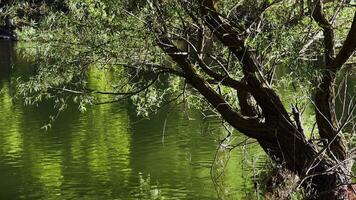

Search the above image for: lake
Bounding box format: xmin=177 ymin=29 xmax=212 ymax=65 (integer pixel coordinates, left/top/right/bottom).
xmin=0 ymin=41 xmax=265 ymax=199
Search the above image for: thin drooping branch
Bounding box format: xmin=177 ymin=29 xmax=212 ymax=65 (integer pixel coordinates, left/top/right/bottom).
xmin=50 ymin=67 xmax=182 ymax=102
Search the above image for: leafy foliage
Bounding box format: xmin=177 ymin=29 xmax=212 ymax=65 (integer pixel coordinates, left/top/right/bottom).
xmin=9 ymin=0 xmax=356 ymax=120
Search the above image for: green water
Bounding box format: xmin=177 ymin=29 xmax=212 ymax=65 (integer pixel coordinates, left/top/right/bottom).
xmin=1 ymin=41 xmax=354 ymax=200
xmin=0 ymin=41 xmax=265 ymax=199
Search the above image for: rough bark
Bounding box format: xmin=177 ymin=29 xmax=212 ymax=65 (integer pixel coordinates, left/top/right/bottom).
xmin=309 ymin=0 xmax=350 ymax=162
xmin=201 ymin=1 xmax=355 ymax=198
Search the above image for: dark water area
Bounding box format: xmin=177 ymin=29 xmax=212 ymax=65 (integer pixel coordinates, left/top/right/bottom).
xmin=0 ymin=41 xmax=264 ymax=199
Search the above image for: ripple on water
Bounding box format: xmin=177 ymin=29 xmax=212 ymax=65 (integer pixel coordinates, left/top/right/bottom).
xmin=0 ymin=41 xmax=266 ymax=199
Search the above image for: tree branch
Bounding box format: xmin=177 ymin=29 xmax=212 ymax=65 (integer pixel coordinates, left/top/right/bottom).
xmin=156 ymin=33 xmax=272 ymax=139
xmin=309 ymin=0 xmax=352 ymax=161
xmin=171 ymin=32 xmax=249 ymax=92
xmin=200 ymin=0 xmax=296 ymax=130
xmin=200 ymin=0 xmax=264 ymax=78
xmin=334 ymin=11 xmax=356 ymax=69
xmin=309 ymin=0 xmax=335 ymax=65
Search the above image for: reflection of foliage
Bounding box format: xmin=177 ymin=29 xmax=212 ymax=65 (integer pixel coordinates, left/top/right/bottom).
xmin=12 ymin=0 xmax=187 ymax=118
xmin=136 ymin=173 xmax=165 ymax=200
xmin=210 ymin=126 xmax=267 ymax=200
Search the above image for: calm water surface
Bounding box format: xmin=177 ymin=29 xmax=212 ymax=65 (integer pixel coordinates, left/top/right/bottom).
xmin=0 ymin=41 xmax=265 ymax=200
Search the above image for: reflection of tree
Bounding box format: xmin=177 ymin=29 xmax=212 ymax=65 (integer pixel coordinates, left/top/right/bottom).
xmin=0 ymin=61 xmax=134 ymax=199
xmin=0 ymin=81 xmax=23 ymax=159
xmin=126 ymin=104 xmax=260 ymax=199
xmin=0 ymin=44 xmax=262 ymax=199
xmin=0 ymin=41 xmax=15 ymax=79
xmin=128 ymin=105 xmax=203 ymax=197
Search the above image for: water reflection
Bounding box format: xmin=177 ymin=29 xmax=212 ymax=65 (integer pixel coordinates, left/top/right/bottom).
xmin=0 ymin=41 xmax=15 ymax=78
xmin=0 ymin=42 xmax=262 ymax=199
xmin=1 ymin=40 xmax=355 ymax=199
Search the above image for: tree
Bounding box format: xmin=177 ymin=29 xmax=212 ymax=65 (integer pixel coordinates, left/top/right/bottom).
xmin=14 ymin=0 xmax=355 ymax=199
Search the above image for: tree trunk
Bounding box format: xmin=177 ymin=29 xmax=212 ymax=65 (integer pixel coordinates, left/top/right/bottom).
xmin=154 ymin=1 xmax=356 ymax=198
xmin=234 ymin=78 xmax=352 ymax=199
xmin=315 ymin=72 xmax=348 ymax=161
xmin=250 ymin=118 xmax=351 ymax=199
xmin=236 ymin=77 xmax=351 ymax=199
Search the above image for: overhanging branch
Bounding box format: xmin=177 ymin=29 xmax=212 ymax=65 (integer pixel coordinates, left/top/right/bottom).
xmin=156 ymin=33 xmax=272 ymax=139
